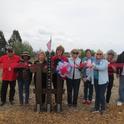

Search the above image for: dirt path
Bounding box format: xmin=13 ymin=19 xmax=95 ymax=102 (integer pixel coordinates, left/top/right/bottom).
xmin=0 ymin=76 xmax=124 ymax=124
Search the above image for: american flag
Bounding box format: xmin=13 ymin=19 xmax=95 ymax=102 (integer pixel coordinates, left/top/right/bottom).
xmin=47 ymin=37 xmax=52 ymax=53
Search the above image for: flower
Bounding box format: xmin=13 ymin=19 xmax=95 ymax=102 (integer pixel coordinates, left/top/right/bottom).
xmin=56 ymin=61 xmax=71 ymax=78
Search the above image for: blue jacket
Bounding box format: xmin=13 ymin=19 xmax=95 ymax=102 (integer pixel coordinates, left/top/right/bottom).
xmin=93 ymin=59 xmax=109 ymax=85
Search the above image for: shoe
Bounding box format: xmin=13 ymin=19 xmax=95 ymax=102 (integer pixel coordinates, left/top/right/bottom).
xmin=0 ymin=102 xmax=6 ymax=106
xmin=73 ymin=104 xmax=77 ymax=107
xmin=25 ymin=102 xmax=29 ymax=105
xmin=68 ymin=104 xmax=72 ymax=107
xmin=86 ymin=100 xmax=92 ymax=105
xmin=19 ymin=102 xmax=23 ymax=106
xmin=82 ymin=99 xmax=87 ymax=104
xmin=10 ymin=101 xmax=14 ymax=105
xmin=117 ymin=101 xmax=123 ymax=106
xmin=100 ymin=110 xmax=106 ymax=115
xmin=91 ymin=108 xmax=99 ymax=113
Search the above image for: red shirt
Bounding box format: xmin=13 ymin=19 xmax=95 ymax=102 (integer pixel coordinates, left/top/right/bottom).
xmin=108 ymin=62 xmax=116 ymax=77
xmin=0 ymin=54 xmax=20 ymax=81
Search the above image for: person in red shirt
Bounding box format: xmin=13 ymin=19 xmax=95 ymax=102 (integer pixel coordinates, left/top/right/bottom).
xmin=106 ymin=50 xmax=116 ymax=104
xmin=51 ymin=45 xmax=68 ymax=110
xmin=0 ymin=47 xmax=20 ymax=106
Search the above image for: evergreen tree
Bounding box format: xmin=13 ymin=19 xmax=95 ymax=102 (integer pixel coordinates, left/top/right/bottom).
xmin=0 ymin=31 xmax=7 ymax=55
xmin=8 ymin=30 xmax=22 ymax=45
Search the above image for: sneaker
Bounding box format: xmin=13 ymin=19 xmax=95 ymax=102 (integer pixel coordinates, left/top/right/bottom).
xmin=82 ymin=99 xmax=87 ymax=104
xmin=117 ymin=101 xmax=123 ymax=106
xmin=91 ymin=108 xmax=99 ymax=113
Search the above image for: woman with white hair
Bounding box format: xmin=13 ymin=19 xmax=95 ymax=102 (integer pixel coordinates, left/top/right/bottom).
xmin=91 ymin=50 xmax=109 ymax=114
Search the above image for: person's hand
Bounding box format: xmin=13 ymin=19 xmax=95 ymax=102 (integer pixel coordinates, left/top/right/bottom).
xmin=111 ymin=65 xmax=116 ymax=72
xmin=83 ymin=78 xmax=87 ymax=82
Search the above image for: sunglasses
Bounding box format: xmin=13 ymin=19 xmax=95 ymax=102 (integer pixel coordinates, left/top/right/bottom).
xmin=72 ymin=52 xmax=78 ymax=55
xmin=96 ymin=53 xmax=102 ymax=55
xmin=8 ymin=50 xmax=13 ymax=53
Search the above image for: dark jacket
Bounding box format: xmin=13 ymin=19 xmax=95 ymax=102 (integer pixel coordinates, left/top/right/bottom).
xmin=16 ymin=60 xmax=32 ymax=81
xmin=116 ymin=51 xmax=124 ymax=75
xmin=33 ymin=60 xmax=47 ymax=88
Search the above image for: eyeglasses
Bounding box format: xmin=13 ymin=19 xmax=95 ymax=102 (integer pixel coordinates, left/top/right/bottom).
xmin=72 ymin=52 xmax=78 ymax=55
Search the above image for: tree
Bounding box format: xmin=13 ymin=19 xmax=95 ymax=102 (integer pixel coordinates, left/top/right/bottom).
xmin=8 ymin=30 xmax=22 ymax=45
xmin=78 ymin=49 xmax=85 ymax=58
xmin=0 ymin=31 xmax=7 ymax=55
xmin=12 ymin=41 xmax=34 ymax=57
xmin=45 ymin=50 xmax=55 ymax=57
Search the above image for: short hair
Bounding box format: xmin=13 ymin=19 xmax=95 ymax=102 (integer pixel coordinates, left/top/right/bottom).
xmin=56 ymin=45 xmax=65 ymax=54
xmin=85 ymin=49 xmax=92 ymax=55
xmin=71 ymin=49 xmax=79 ymax=54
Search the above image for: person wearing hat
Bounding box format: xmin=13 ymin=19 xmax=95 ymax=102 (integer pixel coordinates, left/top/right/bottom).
xmin=0 ymin=46 xmax=20 ymax=106
xmin=91 ymin=50 xmax=109 ymax=114
xmin=106 ymin=50 xmax=116 ymax=105
xmin=16 ymin=51 xmax=32 ymax=105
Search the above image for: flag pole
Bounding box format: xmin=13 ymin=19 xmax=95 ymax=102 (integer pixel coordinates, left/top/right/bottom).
xmin=46 ymin=36 xmax=52 ymax=112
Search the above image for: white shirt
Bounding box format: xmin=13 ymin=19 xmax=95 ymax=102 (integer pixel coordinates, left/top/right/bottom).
xmin=67 ymin=57 xmax=81 ymax=79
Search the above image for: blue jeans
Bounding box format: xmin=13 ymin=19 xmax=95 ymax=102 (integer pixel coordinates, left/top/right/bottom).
xmin=83 ymin=80 xmax=93 ymax=101
xmin=94 ymin=79 xmax=107 ymax=111
xmin=119 ymin=75 xmax=124 ymax=102
xmin=18 ymin=79 xmax=30 ymax=104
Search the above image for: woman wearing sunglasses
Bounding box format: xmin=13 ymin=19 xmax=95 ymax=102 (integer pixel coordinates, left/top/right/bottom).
xmin=91 ymin=50 xmax=108 ymax=114
xmin=66 ymin=49 xmax=82 ymax=107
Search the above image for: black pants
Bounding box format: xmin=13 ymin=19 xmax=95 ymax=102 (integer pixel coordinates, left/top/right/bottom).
xmin=34 ymin=74 xmax=47 ymax=104
xmin=83 ymin=80 xmax=93 ymax=101
xmin=106 ymin=75 xmax=114 ymax=103
xmin=1 ymin=80 xmax=16 ymax=103
xmin=66 ymin=78 xmax=80 ymax=105
xmin=94 ymin=79 xmax=107 ymax=111
xmin=52 ymin=73 xmax=64 ymax=104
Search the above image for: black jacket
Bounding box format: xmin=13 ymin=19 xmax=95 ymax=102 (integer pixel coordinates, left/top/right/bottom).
xmin=16 ymin=60 xmax=32 ymax=81
xmin=116 ymin=51 xmax=124 ymax=75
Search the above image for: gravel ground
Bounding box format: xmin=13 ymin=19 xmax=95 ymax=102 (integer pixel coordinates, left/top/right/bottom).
xmin=0 ymin=71 xmax=124 ymax=124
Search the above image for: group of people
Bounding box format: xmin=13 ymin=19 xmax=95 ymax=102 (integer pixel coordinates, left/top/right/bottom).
xmin=0 ymin=45 xmax=124 ymax=114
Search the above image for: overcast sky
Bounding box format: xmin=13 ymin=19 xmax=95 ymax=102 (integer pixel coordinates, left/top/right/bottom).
xmin=0 ymin=0 xmax=124 ymax=53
